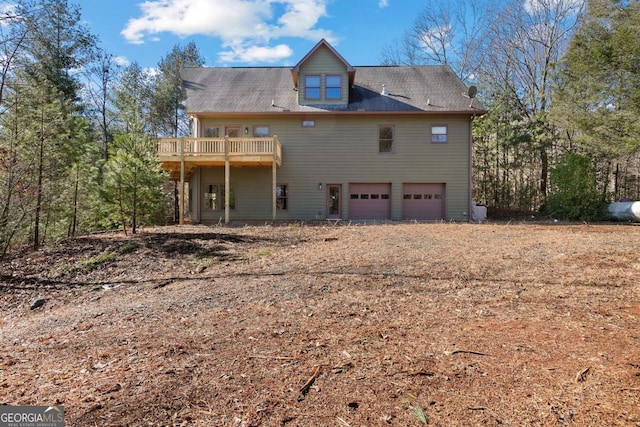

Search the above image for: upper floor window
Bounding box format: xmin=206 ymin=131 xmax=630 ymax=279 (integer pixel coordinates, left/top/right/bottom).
xmin=431 ymin=125 xmax=448 ymax=143
xmin=204 ymin=126 xmax=220 ymax=138
xmin=326 ymin=75 xmax=342 ymax=99
xmin=305 ymin=75 xmax=321 ymax=100
xmin=379 ymin=126 xmax=394 ymax=153
xmin=253 ymin=125 xmax=270 ymax=137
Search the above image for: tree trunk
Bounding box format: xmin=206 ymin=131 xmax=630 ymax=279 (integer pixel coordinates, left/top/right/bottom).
xmin=33 ymin=100 xmax=45 ymax=251
xmin=131 ymin=168 xmax=138 ymax=234
xmin=539 ymin=147 xmax=548 ymax=209
xmin=68 ymin=163 xmax=79 ymax=237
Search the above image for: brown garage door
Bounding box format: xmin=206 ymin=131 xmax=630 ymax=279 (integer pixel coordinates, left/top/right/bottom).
xmin=349 ymin=183 xmax=391 ymax=220
xmin=402 ymin=183 xmax=445 ymax=220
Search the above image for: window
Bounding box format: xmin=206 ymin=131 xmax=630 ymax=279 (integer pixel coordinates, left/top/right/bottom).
xmin=276 ymin=184 xmax=288 ymax=210
xmin=326 ymin=75 xmax=341 ymax=99
xmin=431 ymin=125 xmax=448 ymax=143
xmin=204 ymin=127 xmax=220 ymax=137
xmin=379 ymin=126 xmax=394 ymax=153
xmin=225 ymin=126 xmax=240 ymax=138
xmin=305 ymin=75 xmax=321 ymax=99
xmin=302 ymin=120 xmax=315 ymax=127
xmin=253 ymin=126 xmax=270 ymax=137
xmin=204 ymin=184 xmax=235 ymax=211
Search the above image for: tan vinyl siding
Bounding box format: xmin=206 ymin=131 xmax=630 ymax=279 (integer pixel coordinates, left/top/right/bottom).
xmin=297 ymin=46 xmax=349 ymax=106
xmin=192 ymin=113 xmax=472 ymax=222
xmin=199 ymin=167 xmax=274 ymax=221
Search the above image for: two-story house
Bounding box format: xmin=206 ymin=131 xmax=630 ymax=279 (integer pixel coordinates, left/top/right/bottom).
xmin=157 ymin=39 xmax=484 ymax=224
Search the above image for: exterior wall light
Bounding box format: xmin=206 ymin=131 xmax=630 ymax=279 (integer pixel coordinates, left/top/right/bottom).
xmin=318 ymin=183 xmax=323 ymax=190
xmin=244 ymin=126 xmax=249 ymax=134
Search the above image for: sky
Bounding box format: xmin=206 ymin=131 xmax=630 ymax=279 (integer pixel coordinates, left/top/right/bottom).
xmin=79 ymin=0 xmax=431 ymax=69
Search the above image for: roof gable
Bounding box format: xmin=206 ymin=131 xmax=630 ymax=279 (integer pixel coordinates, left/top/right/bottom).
xmin=291 ymin=39 xmax=356 ymax=88
xmin=292 ymin=39 xmax=354 ymax=73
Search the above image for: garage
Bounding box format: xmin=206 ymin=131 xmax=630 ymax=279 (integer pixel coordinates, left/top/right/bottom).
xmin=402 ymin=183 xmax=446 ymax=221
xmin=349 ymin=183 xmax=391 ymax=220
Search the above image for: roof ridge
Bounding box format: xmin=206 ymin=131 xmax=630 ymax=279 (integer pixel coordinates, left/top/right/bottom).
xmin=183 ymin=66 xmax=291 ymax=70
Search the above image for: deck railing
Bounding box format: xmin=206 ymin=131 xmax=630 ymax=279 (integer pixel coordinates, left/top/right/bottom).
xmin=156 ymin=137 xmax=281 ymax=163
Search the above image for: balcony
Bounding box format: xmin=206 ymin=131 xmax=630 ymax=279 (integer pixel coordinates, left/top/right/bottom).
xmin=156 ymin=136 xmax=282 ymax=179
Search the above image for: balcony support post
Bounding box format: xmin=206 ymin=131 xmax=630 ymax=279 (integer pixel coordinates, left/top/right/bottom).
xmin=179 ymin=137 xmax=185 ymax=225
xmin=224 ymin=135 xmax=230 ymax=224
xmin=272 ymin=136 xmax=278 ymax=221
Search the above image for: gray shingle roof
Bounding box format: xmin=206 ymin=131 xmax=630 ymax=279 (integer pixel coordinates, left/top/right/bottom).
xmin=182 ymin=65 xmax=484 ymax=114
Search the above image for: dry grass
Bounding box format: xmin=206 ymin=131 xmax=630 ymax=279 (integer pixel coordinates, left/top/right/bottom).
xmin=1 ymin=222 xmax=639 ymax=426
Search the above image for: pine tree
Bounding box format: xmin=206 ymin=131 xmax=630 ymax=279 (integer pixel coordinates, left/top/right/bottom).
xmin=554 ymin=0 xmax=640 ymax=156
xmin=102 ymin=130 xmax=167 ymax=234
xmin=151 ymin=42 xmax=205 ymax=137
xmin=100 ymin=63 xmax=168 ymax=234
xmin=7 ymin=0 xmax=97 ymax=249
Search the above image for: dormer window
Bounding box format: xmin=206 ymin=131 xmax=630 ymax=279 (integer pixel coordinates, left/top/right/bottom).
xmin=292 ymin=39 xmax=355 ymax=106
xmin=305 ymin=75 xmax=321 ymax=100
xmin=326 ymin=75 xmax=342 ymax=99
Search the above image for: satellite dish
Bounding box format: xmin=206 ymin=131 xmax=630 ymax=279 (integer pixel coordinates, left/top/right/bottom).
xmin=463 ymin=85 xmax=478 ymax=108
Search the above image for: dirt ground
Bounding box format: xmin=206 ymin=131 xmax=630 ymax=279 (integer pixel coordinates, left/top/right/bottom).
xmin=1 ymin=222 xmax=639 ymax=426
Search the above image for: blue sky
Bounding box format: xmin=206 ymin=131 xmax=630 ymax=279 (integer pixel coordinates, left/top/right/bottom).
xmin=79 ymin=0 xmax=430 ymax=69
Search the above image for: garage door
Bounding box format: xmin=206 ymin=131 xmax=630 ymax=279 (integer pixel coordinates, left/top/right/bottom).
xmin=402 ymin=183 xmax=445 ymax=220
xmin=349 ymin=183 xmax=391 ymax=220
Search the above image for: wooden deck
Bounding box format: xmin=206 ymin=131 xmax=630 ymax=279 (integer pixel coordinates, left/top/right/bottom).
xmin=156 ymin=137 xmax=282 ymax=179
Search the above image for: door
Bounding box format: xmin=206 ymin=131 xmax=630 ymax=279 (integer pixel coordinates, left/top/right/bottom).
xmin=402 ymin=183 xmax=446 ymax=220
xmin=349 ymin=183 xmax=391 ymax=220
xmin=327 ymin=185 xmax=342 ymax=219
xmin=225 ymin=126 xmax=241 ymax=137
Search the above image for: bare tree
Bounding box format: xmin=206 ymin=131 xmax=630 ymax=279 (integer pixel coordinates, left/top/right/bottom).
xmin=482 ymin=0 xmax=585 ymax=204
xmin=84 ymin=50 xmax=121 ymax=162
xmin=384 ymin=0 xmax=586 ymax=211
xmin=380 ymin=0 xmax=494 ymax=82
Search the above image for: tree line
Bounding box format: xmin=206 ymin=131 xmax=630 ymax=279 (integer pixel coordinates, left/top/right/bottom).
xmin=382 ymin=0 xmax=640 ymax=220
xmin=0 ymin=0 xmax=203 ymax=255
xmin=1 ymin=0 xmax=637 ymax=255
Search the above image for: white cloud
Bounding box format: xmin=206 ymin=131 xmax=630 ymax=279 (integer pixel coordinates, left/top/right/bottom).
xmin=0 ymin=3 xmax=18 ymax=28
xmin=144 ymin=67 xmax=161 ymax=77
xmin=378 ymin=0 xmax=389 ymax=8
xmin=219 ymin=43 xmax=293 ymax=63
xmin=418 ymin=24 xmax=452 ymax=53
xmin=122 ymin=0 xmax=333 ymax=63
xmin=523 ymin=0 xmax=583 ymax=15
xmin=113 ymin=56 xmax=131 ymax=67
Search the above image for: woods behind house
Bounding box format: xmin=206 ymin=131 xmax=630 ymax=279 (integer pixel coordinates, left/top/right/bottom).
xmin=1 ymin=0 xmax=639 ymax=255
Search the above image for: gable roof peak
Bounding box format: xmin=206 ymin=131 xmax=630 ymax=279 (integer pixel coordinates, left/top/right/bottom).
xmin=291 ymin=39 xmax=356 ymax=88
xmin=292 ymin=39 xmax=355 ymax=73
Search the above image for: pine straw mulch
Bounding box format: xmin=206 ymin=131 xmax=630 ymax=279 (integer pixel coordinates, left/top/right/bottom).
xmin=1 ymin=222 xmax=639 ymax=426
